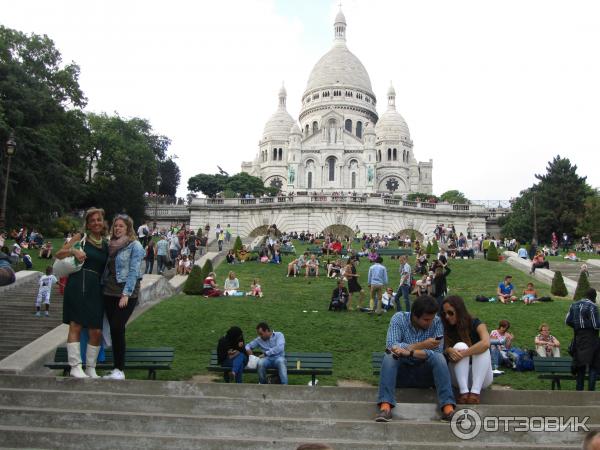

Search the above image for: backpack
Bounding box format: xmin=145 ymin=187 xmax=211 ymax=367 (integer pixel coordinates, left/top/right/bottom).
xmin=512 ymin=348 xmax=535 ymax=372
xmin=475 ymin=295 xmax=489 ymax=302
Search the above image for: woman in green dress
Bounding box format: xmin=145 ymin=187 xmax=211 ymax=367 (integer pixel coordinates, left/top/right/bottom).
xmin=56 ymin=208 xmax=108 ymax=378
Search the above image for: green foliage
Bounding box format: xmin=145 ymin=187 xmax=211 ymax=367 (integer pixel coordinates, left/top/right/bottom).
xmin=201 ymin=259 xmax=214 ymax=279
xmin=187 ymin=171 xmax=274 ymax=198
xmin=573 ymin=271 xmax=591 ymax=301
xmin=502 ymin=156 xmax=592 ymax=242
xmin=551 ymin=271 xmax=568 ymax=297
xmin=431 ymin=239 xmax=439 ymax=254
xmin=183 ymin=265 xmax=204 ymax=295
xmin=487 ymin=242 xmax=499 ymax=261
xmin=158 ymin=157 xmax=181 ymax=197
xmin=188 ymin=174 xmax=227 ymax=198
xmin=426 ymin=241 xmax=433 ymax=254
xmin=576 ymin=194 xmax=600 ymax=241
xmin=440 ymin=190 xmax=469 ymax=204
xmin=51 ymin=215 xmax=82 ymax=236
xmin=406 ymin=192 xmax=439 ymax=202
xmin=410 ymin=230 xmax=416 ymax=243
xmin=232 ymin=236 xmax=243 ymax=254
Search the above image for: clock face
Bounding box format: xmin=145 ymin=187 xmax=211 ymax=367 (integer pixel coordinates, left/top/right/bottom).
xmin=386 ymin=178 xmax=399 ymax=192
xmin=270 ymin=178 xmax=283 ymax=189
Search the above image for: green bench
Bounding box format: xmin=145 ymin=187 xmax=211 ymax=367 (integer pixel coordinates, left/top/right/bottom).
xmin=305 ymin=247 xmax=348 ymax=257
xmin=250 ymin=246 xmax=296 ymax=255
xmin=377 ymin=248 xmax=413 ymax=257
xmin=533 ymin=356 xmax=581 ymax=390
xmin=372 ymin=352 xmax=385 ymax=376
xmin=208 ymin=351 xmax=332 ymax=385
xmin=45 ymin=347 xmax=174 ymax=380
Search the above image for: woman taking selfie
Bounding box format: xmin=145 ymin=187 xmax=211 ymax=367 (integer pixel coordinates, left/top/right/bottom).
xmin=56 ymin=208 xmax=108 ymax=378
xmin=102 ymin=214 xmax=145 ymax=380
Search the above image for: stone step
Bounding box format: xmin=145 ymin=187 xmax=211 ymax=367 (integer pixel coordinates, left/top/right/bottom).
xmin=2 ymin=375 xmax=598 ymax=407
xmin=0 ymin=425 xmax=580 ymax=450
xmin=0 ymin=406 xmax=593 ymax=445
xmin=1 ymin=387 xmax=599 ymax=423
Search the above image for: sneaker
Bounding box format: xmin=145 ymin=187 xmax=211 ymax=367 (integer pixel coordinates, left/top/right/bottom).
xmin=375 ymin=409 xmax=392 ymax=422
xmin=103 ymin=369 xmax=125 ymax=380
xmin=44 ymin=311 xmax=49 ymax=317
xmin=34 ymin=311 xmax=41 ymax=317
xmin=492 ymin=369 xmax=504 ymax=376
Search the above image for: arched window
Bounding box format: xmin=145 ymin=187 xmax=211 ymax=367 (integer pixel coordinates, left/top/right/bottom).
xmin=307 ymin=172 xmax=313 ymax=189
xmin=377 ymin=150 xmax=382 ymax=162
xmin=403 ymin=150 xmax=406 ymax=163
xmin=393 ymin=148 xmax=397 ymax=161
xmin=387 ymin=148 xmax=392 ymax=161
xmin=406 ymin=151 xmax=410 ymax=161
xmin=278 ymin=148 xmax=283 ymax=161
xmin=326 ymin=156 xmax=336 ymax=182
xmin=356 ymin=121 xmax=363 ymax=139
xmin=312 ymin=121 xmax=318 ymax=134
xmin=345 ymin=119 xmax=352 ymax=133
xmin=305 ymin=124 xmax=309 ymax=135
xmin=273 ymin=148 xmax=277 ymax=160
xmin=351 ymin=172 xmax=356 ymax=189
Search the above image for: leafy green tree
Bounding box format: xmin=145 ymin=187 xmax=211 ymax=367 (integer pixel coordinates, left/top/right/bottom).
xmin=426 ymin=241 xmax=433 ymax=254
xmin=440 ymin=190 xmax=469 ymax=204
xmin=487 ymin=242 xmax=499 ymax=261
xmin=0 ymin=25 xmax=88 ymax=227
xmin=201 ymin=259 xmax=214 ymax=281
xmin=187 ymin=172 xmax=275 ymax=198
xmin=232 ymin=236 xmax=243 ymax=255
xmin=406 ymin=192 xmax=439 ymax=202
xmin=431 ymin=239 xmax=439 ymax=254
xmin=183 ymin=265 xmax=204 ymax=295
xmin=187 ymin=174 xmax=227 ymax=198
xmin=158 ymin=157 xmax=181 ymax=197
xmin=573 ymin=272 xmax=591 ymax=301
xmin=551 ymin=271 xmax=568 ymax=297
xmin=576 ymin=194 xmax=600 ymax=241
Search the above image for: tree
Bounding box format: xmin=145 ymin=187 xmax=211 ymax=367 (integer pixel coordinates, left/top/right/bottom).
xmin=187 ymin=174 xmax=227 ymax=198
xmin=187 ymin=172 xmax=275 ymax=198
xmin=573 ymin=272 xmax=591 ymax=301
xmin=183 ymin=265 xmax=204 ymax=295
xmin=551 ymin=271 xmax=568 ymax=297
xmin=502 ymin=156 xmax=591 ymax=243
xmin=232 ymin=236 xmax=243 ymax=255
xmin=431 ymin=239 xmax=439 ymax=255
xmin=487 ymin=242 xmax=499 ymax=261
xmin=426 ymin=241 xmax=433 ymax=255
xmin=201 ymin=259 xmax=214 ymax=281
xmin=158 ymin=157 xmax=181 ymax=197
xmin=440 ymin=190 xmax=469 ymax=204
xmin=406 ymin=192 xmax=439 ymax=202
xmin=0 ymin=26 xmax=89 ymax=227
xmin=576 ymin=194 xmax=600 ymax=241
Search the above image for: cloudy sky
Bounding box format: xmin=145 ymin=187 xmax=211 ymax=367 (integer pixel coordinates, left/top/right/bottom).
xmin=2 ymin=0 xmax=599 ymax=200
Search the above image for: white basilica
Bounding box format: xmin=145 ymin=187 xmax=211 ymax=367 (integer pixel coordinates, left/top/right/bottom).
xmin=241 ymin=9 xmax=433 ymax=195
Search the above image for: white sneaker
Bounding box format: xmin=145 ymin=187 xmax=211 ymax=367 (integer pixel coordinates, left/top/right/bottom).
xmin=492 ymin=369 xmax=504 ymax=375
xmin=103 ymin=369 xmax=125 ymax=380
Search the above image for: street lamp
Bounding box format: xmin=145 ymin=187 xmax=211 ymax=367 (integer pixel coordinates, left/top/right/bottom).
xmin=153 ymin=174 xmax=162 ymax=232
xmin=0 ymin=133 xmax=16 ymax=230
xmin=531 ymin=191 xmax=538 ymax=246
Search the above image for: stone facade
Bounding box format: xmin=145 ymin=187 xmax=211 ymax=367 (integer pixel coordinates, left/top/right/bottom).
xmin=242 ymin=9 xmax=433 ymax=195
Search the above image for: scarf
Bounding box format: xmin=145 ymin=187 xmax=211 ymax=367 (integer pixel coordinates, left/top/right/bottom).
xmin=109 ymin=236 xmax=130 ymax=257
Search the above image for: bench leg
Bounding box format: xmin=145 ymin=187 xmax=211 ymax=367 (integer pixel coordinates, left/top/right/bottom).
xmin=148 ymin=369 xmax=156 ymax=380
xmin=311 ymin=374 xmax=316 ymax=386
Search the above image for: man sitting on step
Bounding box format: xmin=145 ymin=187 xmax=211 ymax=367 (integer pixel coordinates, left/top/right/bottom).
xmin=375 ymin=295 xmax=456 ymax=423
xmin=246 ymin=322 xmax=288 ymax=385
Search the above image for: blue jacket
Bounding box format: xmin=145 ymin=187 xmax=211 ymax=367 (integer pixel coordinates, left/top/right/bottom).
xmin=368 ymin=263 xmax=388 ymax=286
xmin=106 ymin=240 xmax=145 ymax=296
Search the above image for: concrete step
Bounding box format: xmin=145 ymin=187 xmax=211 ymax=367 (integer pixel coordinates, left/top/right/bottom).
xmin=0 ymin=406 xmax=593 ymax=446
xmin=0 ymin=425 xmax=581 ymax=450
xmin=2 ymin=375 xmax=599 ymax=407
xmin=3 ymin=387 xmax=599 ymax=422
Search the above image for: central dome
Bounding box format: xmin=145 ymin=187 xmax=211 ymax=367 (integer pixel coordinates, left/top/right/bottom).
xmin=305 ymin=43 xmax=374 ymax=94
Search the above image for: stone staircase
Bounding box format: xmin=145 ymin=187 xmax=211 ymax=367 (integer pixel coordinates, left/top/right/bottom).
xmin=0 ymin=374 xmax=598 ymax=449
xmin=0 ymin=275 xmax=63 ymax=361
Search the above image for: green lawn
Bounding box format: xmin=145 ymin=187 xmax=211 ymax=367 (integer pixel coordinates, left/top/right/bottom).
xmin=126 ymin=241 xmax=579 ymax=389
xmin=5 ymin=238 xmax=65 ymax=273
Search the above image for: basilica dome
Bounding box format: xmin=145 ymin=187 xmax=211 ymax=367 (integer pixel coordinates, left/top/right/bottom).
xmin=262 ymin=85 xmax=295 ymax=138
xmin=375 ymin=83 xmax=410 ymax=139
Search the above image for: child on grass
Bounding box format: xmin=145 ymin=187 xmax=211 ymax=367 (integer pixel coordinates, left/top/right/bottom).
xmin=249 ymin=278 xmax=263 ymax=297
xmin=35 ymin=266 xmax=58 ymax=317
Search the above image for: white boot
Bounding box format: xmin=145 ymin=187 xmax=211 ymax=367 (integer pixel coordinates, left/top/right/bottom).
xmin=67 ymin=342 xmax=88 ymax=378
xmin=85 ymin=344 xmax=100 ymax=378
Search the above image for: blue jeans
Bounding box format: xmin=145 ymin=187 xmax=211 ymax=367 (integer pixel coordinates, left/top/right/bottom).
xmin=157 ymin=255 xmax=167 ymax=274
xmin=377 ymin=352 xmax=455 ymax=409
xmin=575 ymin=366 xmax=598 ymax=391
xmin=145 ymin=259 xmax=154 ymax=274
xmin=222 ymin=352 xmax=247 ymax=383
xmin=395 ymin=285 xmax=411 ymax=312
xmin=257 ymin=355 xmax=288 ymax=385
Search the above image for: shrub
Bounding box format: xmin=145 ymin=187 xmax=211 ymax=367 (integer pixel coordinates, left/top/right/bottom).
xmin=233 ymin=236 xmax=243 ymax=255
xmin=487 ymin=242 xmax=499 ymax=261
xmin=573 ymin=271 xmax=591 ymax=301
xmin=201 ymin=259 xmax=214 ymax=280
xmin=426 ymin=241 xmax=433 ymax=255
xmin=183 ymin=265 xmax=204 ymax=295
xmin=431 ymin=239 xmax=439 ymax=255
xmin=551 ymin=271 xmax=568 ymax=297
xmin=410 ymin=230 xmax=416 ymax=244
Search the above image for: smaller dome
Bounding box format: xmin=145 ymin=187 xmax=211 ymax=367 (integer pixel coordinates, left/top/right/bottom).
xmin=335 ymin=9 xmax=346 ymax=25
xmin=387 ymin=83 xmax=396 ymax=97
xmin=290 ymin=123 xmax=302 ymax=135
xmin=375 ymin=110 xmax=410 ymax=140
xmin=263 ymin=109 xmax=295 ymax=137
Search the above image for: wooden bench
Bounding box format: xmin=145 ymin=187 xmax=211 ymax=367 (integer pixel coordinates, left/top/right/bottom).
xmin=372 ymin=352 xmax=385 ymax=376
xmin=533 ymin=356 xmax=581 ymax=390
xmin=208 ymin=351 xmax=332 ymax=385
xmin=377 ymin=248 xmax=413 ymax=257
xmin=45 ymin=347 xmax=174 ymax=380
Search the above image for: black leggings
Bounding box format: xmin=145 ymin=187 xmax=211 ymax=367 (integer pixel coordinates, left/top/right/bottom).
xmin=104 ymin=295 xmax=137 ymax=370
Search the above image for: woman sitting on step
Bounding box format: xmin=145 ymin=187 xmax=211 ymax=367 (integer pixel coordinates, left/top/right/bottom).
xmin=441 ymin=295 xmax=493 ymax=404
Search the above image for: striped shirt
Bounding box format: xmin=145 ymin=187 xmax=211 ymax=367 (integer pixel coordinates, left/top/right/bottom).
xmin=565 ymin=299 xmax=600 ymax=331
xmin=386 ymin=312 xmax=444 ymax=359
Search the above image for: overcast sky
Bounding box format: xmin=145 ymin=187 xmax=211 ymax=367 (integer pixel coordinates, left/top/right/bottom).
xmin=2 ymin=0 xmax=599 ymax=200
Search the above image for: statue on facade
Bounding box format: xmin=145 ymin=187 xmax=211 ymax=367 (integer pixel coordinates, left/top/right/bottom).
xmin=288 ymin=165 xmax=295 ymax=184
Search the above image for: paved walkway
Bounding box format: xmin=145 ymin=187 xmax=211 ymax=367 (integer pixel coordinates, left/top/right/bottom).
xmin=550 ymin=260 xmax=600 ymax=291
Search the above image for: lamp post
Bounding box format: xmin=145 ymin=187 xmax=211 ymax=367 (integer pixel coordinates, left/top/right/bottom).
xmin=0 ymin=133 xmax=16 ymax=230
xmin=153 ymin=174 xmax=162 ymax=233
xmin=531 ymin=191 xmax=538 ymax=247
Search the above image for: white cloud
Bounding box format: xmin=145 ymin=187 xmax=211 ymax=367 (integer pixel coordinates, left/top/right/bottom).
xmin=2 ymin=0 xmax=599 ymax=199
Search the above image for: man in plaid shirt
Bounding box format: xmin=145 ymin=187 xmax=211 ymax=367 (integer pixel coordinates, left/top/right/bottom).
xmin=375 ymin=295 xmax=456 ymax=422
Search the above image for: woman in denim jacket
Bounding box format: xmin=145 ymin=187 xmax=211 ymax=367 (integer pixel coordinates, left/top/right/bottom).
xmin=102 ymin=214 xmax=145 ymax=380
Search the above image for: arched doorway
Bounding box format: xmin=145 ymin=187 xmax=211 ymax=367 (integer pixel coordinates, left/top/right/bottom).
xmin=322 ymin=224 xmax=354 ymax=239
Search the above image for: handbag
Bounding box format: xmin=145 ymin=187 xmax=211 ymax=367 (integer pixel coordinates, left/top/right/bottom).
xmin=53 ymin=234 xmax=86 ymax=278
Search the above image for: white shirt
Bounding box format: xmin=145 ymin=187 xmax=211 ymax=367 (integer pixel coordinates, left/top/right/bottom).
xmin=137 ymin=225 xmax=148 ymax=238
xmin=39 ymin=275 xmax=58 ymax=293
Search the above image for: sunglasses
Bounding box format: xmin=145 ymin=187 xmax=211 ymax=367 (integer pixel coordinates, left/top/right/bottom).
xmin=443 ymin=310 xmax=455 ymax=317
